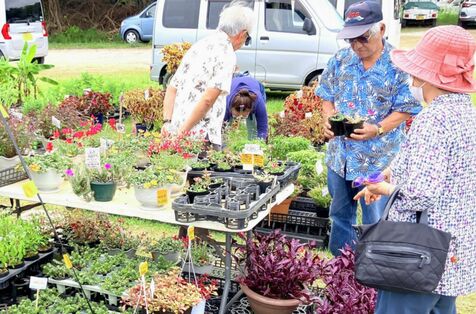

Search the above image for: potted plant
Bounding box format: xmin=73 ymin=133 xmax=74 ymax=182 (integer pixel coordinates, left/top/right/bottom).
xmin=184 ymin=241 xmax=215 ymax=275
xmin=89 ymin=163 xmax=118 ymax=202
xmin=208 ymin=177 xmax=223 ymax=190
xmin=254 ymin=172 xmax=275 ymax=194
xmin=186 ymin=176 xmax=210 ymax=203
xmin=42 ymin=260 xmax=71 ymax=280
xmin=214 ymin=161 xmax=232 ymax=172
xmin=122 ymin=267 xmax=216 ymax=314
xmin=99 ymin=224 xmax=141 ymax=258
xmin=0 ymin=115 xmax=34 ymax=170
xmin=151 ymin=153 xmax=188 ymax=196
xmin=343 ymin=115 xmax=365 ymax=137
xmin=24 ymin=150 xmax=70 ymax=192
xmin=67 ymin=166 xmax=94 ymax=202
xmin=190 ymin=160 xmax=210 ymax=171
xmin=123 ymin=87 xmax=165 ymax=132
xmin=128 ymin=167 xmax=171 ymax=209
xmin=0 ymin=241 xmax=10 ymax=278
xmin=148 ymin=235 xmax=184 ymax=262
xmin=269 ymin=136 xmax=311 ymax=160
xmin=78 ymin=90 xmax=114 ymax=124
xmin=234 ymin=230 xmax=323 ymax=314
xmin=328 ymin=113 xmax=346 ymax=136
xmin=264 ymin=160 xmax=286 ymax=176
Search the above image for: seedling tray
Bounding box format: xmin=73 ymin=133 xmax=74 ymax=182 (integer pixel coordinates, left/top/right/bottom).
xmin=290 ymin=197 xmax=329 ymax=218
xmin=173 ymin=179 xmax=281 ymax=229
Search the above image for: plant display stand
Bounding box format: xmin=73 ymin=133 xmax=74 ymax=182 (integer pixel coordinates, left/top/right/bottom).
xmin=0 ymin=181 xmax=294 ymax=314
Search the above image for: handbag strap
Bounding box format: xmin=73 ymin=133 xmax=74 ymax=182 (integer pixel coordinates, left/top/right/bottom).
xmin=381 ymin=186 xmax=429 ymax=225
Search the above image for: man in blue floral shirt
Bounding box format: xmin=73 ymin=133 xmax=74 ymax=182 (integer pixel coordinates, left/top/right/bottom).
xmin=315 ymin=1 xmax=421 ymax=256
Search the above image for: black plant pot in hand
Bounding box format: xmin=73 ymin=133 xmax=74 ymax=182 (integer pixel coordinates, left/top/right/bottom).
xmin=329 ymin=118 xmax=347 ymax=136
xmin=344 ymin=121 xmax=364 ymax=138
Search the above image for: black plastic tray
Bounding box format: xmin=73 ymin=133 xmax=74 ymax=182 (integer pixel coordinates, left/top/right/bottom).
xmin=0 ymin=166 xmax=27 ymax=188
xmin=172 ymin=179 xmax=281 ymax=230
xmin=290 ymin=197 xmax=329 ymax=218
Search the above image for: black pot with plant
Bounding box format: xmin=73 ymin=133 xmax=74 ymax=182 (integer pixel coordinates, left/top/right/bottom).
xmin=0 ymin=268 xmax=9 ymax=279
xmin=190 ymin=160 xmax=210 ymax=171
xmin=254 ymin=173 xmax=274 ymax=194
xmin=214 ymin=161 xmax=232 ymax=172
xmin=328 ymin=113 xmax=347 ymax=136
xmin=208 ymin=177 xmax=224 ymax=190
xmin=186 ymin=176 xmax=210 ymax=203
xmin=343 ymin=116 xmax=365 ymax=137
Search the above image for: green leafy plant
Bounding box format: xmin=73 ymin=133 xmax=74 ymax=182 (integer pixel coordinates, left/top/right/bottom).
xmin=67 ymin=166 xmax=94 ymax=202
xmin=308 ymin=186 xmax=332 ymax=208
xmin=264 ymin=160 xmax=286 ymax=175
xmin=190 ymin=160 xmax=210 ymax=169
xmin=24 ymin=151 xmax=71 ymax=174
xmin=0 ymin=43 xmax=57 ymax=106
xmin=190 ymin=241 xmax=214 ymax=266
xmin=42 ymin=260 xmax=71 ymax=279
xmin=216 ymin=161 xmax=232 ymax=171
xmin=0 ymin=115 xmax=35 ymax=158
xmin=148 ymin=235 xmax=184 ymax=255
xmin=287 ymin=149 xmax=327 ymax=190
xmin=269 ymin=136 xmax=311 ymax=160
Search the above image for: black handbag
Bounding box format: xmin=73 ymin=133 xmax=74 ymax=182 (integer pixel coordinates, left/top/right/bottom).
xmin=354 ymin=187 xmax=451 ymax=293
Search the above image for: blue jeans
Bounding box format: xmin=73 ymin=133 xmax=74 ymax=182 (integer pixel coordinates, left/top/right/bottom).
xmin=376 ymin=290 xmax=457 ymax=314
xmin=327 ymin=168 xmax=388 ymax=256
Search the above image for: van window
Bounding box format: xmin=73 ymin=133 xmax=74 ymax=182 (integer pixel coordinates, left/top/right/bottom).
xmin=207 ymin=0 xmax=254 ymax=30
xmin=163 ymin=0 xmax=200 ymax=29
xmin=6 ymin=0 xmax=43 ymax=24
xmin=265 ymin=0 xmax=311 ymax=34
xmin=143 ymin=4 xmax=156 ymax=18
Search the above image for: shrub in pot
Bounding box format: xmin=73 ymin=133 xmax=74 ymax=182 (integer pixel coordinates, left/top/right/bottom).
xmin=328 ymin=113 xmax=346 ymax=136
xmin=98 ymin=223 xmax=141 ymax=258
xmin=234 ymin=230 xmax=323 ymax=314
xmin=150 ymin=153 xmax=187 ymax=196
xmin=190 ymin=160 xmax=210 ymax=171
xmin=343 ymin=115 xmax=365 ymax=138
xmin=123 ymin=87 xmax=165 ymax=132
xmin=128 ymin=167 xmax=172 ymax=209
xmin=148 ymin=235 xmax=184 ymax=262
xmin=214 ymin=161 xmax=232 ymax=172
xmin=0 ymin=115 xmax=34 ymax=170
xmin=183 ymin=241 xmax=215 ymax=275
xmin=24 ymin=150 xmax=70 ymax=192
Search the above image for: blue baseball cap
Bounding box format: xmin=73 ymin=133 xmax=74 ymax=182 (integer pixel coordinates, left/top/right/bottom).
xmin=337 ymin=1 xmax=383 ymax=40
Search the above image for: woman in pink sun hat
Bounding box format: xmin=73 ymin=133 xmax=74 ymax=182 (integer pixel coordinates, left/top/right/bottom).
xmin=354 ymin=25 xmax=476 ymax=313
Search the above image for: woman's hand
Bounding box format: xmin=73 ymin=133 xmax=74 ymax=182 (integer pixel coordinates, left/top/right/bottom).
xmin=354 ymin=181 xmax=396 ymax=205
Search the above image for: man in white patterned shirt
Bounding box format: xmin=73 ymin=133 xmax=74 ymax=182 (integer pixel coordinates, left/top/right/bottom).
xmin=162 ymin=2 xmax=255 ymax=147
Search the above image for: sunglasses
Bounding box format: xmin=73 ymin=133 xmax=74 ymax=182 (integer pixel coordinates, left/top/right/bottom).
xmin=345 ymin=33 xmax=372 ymax=44
xmin=245 ymin=31 xmax=251 ymax=45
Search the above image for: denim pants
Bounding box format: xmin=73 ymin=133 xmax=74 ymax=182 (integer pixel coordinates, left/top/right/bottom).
xmin=376 ymin=290 xmax=457 ymax=314
xmin=327 ymin=167 xmax=388 ymax=256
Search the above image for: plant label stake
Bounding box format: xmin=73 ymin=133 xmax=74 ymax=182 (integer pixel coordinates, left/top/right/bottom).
xmin=181 ymin=226 xmax=198 ymax=285
xmin=51 ymin=116 xmax=61 ymax=129
xmin=139 ymin=261 xmax=149 ymax=314
xmin=30 ymin=276 xmax=48 ymax=309
xmin=150 ymin=278 xmax=155 ymax=300
xmin=85 ymin=147 xmax=101 ymax=169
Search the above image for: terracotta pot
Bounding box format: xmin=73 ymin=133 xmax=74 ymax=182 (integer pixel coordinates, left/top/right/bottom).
xmin=271 ymin=197 xmax=294 ymax=215
xmin=240 ymin=284 xmax=300 ymax=314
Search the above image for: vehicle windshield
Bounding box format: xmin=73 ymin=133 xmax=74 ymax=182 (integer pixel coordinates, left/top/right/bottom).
xmin=403 ymin=1 xmax=439 ymax=10
xmin=6 ymin=0 xmax=43 ymax=24
xmin=315 ymin=0 xmax=344 ymax=31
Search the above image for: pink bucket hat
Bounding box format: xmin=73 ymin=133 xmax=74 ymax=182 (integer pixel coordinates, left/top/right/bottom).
xmin=391 ymin=25 xmax=476 ymax=93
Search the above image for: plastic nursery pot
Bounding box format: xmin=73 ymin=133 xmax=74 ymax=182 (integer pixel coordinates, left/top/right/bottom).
xmin=208 ymin=181 xmax=223 ymax=190
xmin=38 ymin=245 xmax=54 ymax=254
xmin=24 ymin=252 xmax=40 ymax=262
xmin=0 ymin=269 xmax=9 ymax=279
xmin=9 ymin=261 xmax=25 ymax=270
xmin=329 ymin=116 xmax=347 ymax=136
xmin=213 ymin=166 xmax=232 ymax=172
xmin=186 ymin=189 xmax=210 ymax=203
xmin=90 ymin=181 xmax=117 ymax=202
xmin=343 ymin=120 xmax=364 ymax=138
xmin=257 ymin=180 xmax=273 ymax=194
xmin=240 ymin=284 xmax=300 ymax=314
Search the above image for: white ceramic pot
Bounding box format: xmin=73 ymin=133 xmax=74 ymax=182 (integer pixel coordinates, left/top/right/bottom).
xmin=0 ymin=155 xmax=20 ymax=171
xmin=30 ymin=169 xmax=63 ymax=192
xmin=134 ymin=186 xmax=170 ymax=209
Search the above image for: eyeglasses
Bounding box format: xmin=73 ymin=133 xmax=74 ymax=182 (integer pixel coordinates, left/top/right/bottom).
xmin=344 ymin=33 xmax=372 ymax=44
xmin=245 ymin=31 xmax=251 ymax=45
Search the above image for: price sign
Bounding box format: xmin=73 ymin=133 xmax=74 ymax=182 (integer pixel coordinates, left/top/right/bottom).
xmin=85 ymin=148 xmax=101 ymax=169
xmin=254 ymin=155 xmax=264 ymax=167
xmin=240 ymin=153 xmax=253 ymax=165
xmin=63 ymin=254 xmax=73 ymax=269
xmin=139 ymin=261 xmax=149 ymax=276
xmin=29 ymin=277 xmax=48 ymax=290
xmin=188 ymin=226 xmax=195 ymax=241
xmin=52 ymin=116 xmax=61 ymax=129
xmin=156 ymin=189 xmax=169 ymax=206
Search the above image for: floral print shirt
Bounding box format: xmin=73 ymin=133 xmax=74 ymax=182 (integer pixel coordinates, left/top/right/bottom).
xmin=390 ymin=93 xmax=476 ymax=296
xmin=170 ymin=31 xmax=236 ymax=145
xmin=315 ymin=41 xmax=421 ymax=180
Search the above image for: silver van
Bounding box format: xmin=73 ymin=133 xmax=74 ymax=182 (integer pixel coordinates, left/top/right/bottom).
xmin=150 ymin=0 xmax=345 ymax=90
xmin=0 ymin=0 xmax=48 ymax=63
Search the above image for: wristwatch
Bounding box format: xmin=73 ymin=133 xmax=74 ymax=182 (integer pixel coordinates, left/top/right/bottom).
xmin=163 ymin=119 xmax=171 ymax=124
xmin=376 ymin=123 xmax=385 ymax=136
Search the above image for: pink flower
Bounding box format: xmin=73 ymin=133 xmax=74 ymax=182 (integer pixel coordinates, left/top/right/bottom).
xmin=367 ymin=109 xmax=376 ymax=116
xmin=65 ymin=169 xmax=74 ymax=177
xmin=104 ymin=163 xmax=112 ymax=170
xmin=348 ymin=102 xmax=355 ymax=109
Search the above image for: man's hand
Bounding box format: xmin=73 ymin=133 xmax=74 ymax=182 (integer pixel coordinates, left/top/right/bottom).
xmin=349 ymin=123 xmax=378 ymax=141
xmin=323 ymin=119 xmax=335 ymax=140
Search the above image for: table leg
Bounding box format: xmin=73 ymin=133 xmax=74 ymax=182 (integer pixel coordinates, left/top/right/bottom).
xmin=219 ymin=233 xmax=232 ymax=314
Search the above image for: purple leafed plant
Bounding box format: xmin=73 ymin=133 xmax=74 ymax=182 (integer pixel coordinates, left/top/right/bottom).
xmin=316 ymin=245 xmax=377 ymax=314
xmin=234 ymin=230 xmax=324 ymax=303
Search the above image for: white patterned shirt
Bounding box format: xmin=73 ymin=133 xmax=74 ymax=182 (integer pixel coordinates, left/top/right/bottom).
xmin=170 ymin=31 xmax=236 ymax=145
xmin=390 ymin=93 xmax=476 ymax=296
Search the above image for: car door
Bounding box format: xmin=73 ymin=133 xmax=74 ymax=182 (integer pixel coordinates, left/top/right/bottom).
xmin=197 ymin=0 xmax=257 ymax=76
xmin=140 ymin=2 xmax=156 ymax=41
xmin=255 ymin=0 xmax=319 ymax=88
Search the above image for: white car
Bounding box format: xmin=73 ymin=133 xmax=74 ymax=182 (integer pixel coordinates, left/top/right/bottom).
xmin=458 ymin=0 xmax=476 ymax=27
xmin=402 ymin=1 xmax=439 ymax=27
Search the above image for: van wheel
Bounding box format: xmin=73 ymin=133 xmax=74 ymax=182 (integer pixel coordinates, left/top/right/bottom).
xmin=401 ymin=20 xmax=407 ymax=28
xmin=307 ymin=73 xmax=321 ymax=86
xmin=124 ymin=30 xmax=140 ymax=44
xmin=33 ymin=57 xmax=44 ymax=64
xmin=431 ymin=19 xmax=437 ymax=27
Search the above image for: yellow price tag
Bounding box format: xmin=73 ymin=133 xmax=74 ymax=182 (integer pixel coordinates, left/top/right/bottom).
xmin=254 ymin=155 xmax=264 ymax=167
xmin=139 ymin=261 xmax=148 ymax=276
xmin=22 ymin=180 xmax=38 ymax=198
xmin=241 ymin=153 xmax=253 ymax=165
xmin=63 ymin=254 xmax=73 ymax=269
xmin=187 ymin=226 xmax=195 ymax=241
xmin=0 ymin=105 xmax=8 ymax=118
xmin=156 ymin=189 xmax=168 ymax=206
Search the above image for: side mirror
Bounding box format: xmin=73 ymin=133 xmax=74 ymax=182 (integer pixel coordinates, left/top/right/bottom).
xmin=146 ymin=11 xmax=153 ymax=18
xmin=303 ymin=17 xmax=316 ymax=35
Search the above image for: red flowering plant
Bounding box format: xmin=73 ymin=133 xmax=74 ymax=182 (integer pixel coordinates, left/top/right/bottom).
xmin=148 ymin=130 xmax=206 ymax=159
xmin=270 ymin=81 xmax=325 ymax=143
xmin=59 ymin=91 xmax=113 ymax=118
